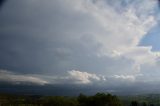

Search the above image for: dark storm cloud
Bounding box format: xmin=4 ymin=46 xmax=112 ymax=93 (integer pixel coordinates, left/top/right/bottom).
xmin=0 ymin=0 xmax=138 ymax=76
xmin=0 ymin=0 xmax=133 ymax=75
xmin=1 ymin=81 xmax=160 ymax=96
xmin=0 ymin=0 xmax=6 ymax=9
xmin=0 ymin=0 xmax=70 ymax=74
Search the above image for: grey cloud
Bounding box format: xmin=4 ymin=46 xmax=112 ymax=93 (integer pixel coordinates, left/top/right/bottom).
xmin=0 ymin=0 xmax=102 ymax=74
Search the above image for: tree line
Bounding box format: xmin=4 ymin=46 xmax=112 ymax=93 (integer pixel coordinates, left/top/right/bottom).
xmin=0 ymin=93 xmax=157 ymax=106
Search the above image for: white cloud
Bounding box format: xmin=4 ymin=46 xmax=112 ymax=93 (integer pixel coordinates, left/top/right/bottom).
xmin=61 ymin=0 xmax=159 ymax=72
xmin=0 ymin=69 xmax=49 ymax=85
xmin=124 ymin=46 xmax=159 ymax=67
xmin=68 ymin=70 xmax=101 ymax=84
xmin=45 ymin=70 xmax=105 ymax=85
xmin=113 ymin=75 xmax=135 ymax=81
xmin=78 ymin=0 xmax=156 ymax=52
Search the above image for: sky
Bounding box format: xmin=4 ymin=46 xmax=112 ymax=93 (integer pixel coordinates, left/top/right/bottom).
xmin=0 ymin=0 xmax=160 ymax=95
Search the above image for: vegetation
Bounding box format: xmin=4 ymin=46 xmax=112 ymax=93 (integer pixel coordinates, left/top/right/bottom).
xmin=0 ymin=93 xmax=122 ymax=106
xmin=120 ymin=94 xmax=160 ymax=106
xmin=0 ymin=93 xmax=159 ymax=106
xmin=77 ymin=93 xmax=122 ymax=106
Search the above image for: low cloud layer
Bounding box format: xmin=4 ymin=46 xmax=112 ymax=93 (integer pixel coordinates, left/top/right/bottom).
xmin=0 ymin=69 xmax=48 ymax=85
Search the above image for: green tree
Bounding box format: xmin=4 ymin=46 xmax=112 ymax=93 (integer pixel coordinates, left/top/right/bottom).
xmin=78 ymin=93 xmax=122 ymax=106
xmin=131 ymin=101 xmax=139 ymax=106
xmin=150 ymin=104 xmax=154 ymax=106
xmin=142 ymin=102 xmax=147 ymax=106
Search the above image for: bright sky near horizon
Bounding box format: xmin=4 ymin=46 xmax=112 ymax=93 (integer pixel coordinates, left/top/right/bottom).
xmin=0 ymin=0 xmax=160 ymax=95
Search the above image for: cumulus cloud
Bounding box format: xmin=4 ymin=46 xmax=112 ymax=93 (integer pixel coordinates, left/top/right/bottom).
xmin=48 ymin=0 xmax=160 ymax=74
xmin=77 ymin=0 xmax=156 ymax=51
xmin=45 ymin=70 xmax=106 ymax=85
xmin=78 ymin=0 xmax=160 ymax=74
xmin=68 ymin=70 xmax=101 ymax=84
xmin=0 ymin=69 xmax=49 ymax=85
xmin=75 ymin=0 xmax=159 ymax=68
